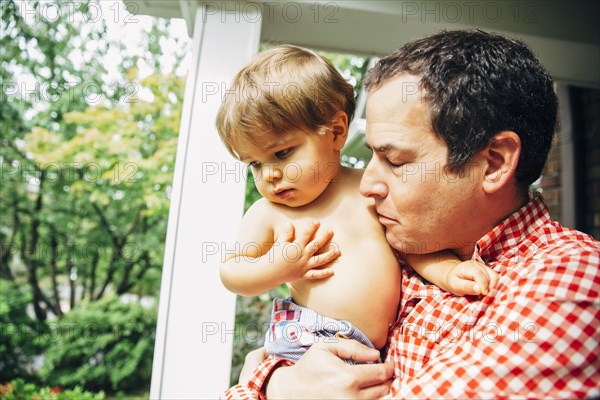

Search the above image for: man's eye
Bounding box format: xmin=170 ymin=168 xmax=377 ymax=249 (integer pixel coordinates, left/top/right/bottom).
xmin=388 ymin=159 xmax=406 ymax=168
xmin=274 ymin=148 xmax=292 ymax=160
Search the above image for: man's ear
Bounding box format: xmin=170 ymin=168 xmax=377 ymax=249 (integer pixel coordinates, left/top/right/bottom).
xmin=330 ymin=112 xmax=349 ymax=151
xmin=481 ymin=131 xmax=521 ymax=194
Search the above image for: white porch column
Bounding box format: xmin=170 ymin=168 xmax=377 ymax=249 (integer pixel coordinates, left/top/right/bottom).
xmin=150 ymin=4 xmax=262 ymax=399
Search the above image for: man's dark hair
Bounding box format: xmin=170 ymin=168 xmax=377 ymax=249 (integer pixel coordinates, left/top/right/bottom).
xmin=365 ymin=29 xmax=558 ymax=189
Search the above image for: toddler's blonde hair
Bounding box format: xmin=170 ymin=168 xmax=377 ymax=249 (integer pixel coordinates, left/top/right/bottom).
xmin=215 ymin=45 xmax=356 ymax=157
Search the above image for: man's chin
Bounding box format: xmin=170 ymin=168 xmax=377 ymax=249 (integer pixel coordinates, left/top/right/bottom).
xmin=385 ymin=231 xmax=419 ymax=254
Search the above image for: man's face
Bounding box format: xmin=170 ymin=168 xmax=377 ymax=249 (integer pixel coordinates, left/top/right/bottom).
xmin=360 ymin=75 xmax=486 ymax=257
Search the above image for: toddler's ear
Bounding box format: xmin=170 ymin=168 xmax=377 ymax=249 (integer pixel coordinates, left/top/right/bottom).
xmin=330 ymin=111 xmax=349 ymax=151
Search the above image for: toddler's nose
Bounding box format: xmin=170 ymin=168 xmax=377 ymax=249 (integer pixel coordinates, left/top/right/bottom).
xmin=263 ymin=164 xmax=283 ymax=182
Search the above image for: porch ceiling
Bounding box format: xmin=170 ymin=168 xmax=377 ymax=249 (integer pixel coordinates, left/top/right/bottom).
xmin=131 ymin=0 xmax=600 ymax=86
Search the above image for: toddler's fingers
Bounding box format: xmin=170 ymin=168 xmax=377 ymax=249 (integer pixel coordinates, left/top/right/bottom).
xmin=472 ymin=283 xmax=482 ymax=295
xmin=473 ymin=262 xmax=500 ymax=294
xmin=304 ymin=267 xmax=334 ymax=280
xmin=276 ymin=222 xmax=295 ymax=243
xmin=296 ymin=221 xmax=320 ymax=247
xmin=487 ymin=269 xmax=500 ymax=291
xmin=307 ymin=229 xmax=335 ymax=255
xmin=454 ymin=279 xmax=481 ymax=296
xmin=308 ymin=248 xmax=341 ymax=268
xmin=472 ymin=272 xmax=491 ymax=296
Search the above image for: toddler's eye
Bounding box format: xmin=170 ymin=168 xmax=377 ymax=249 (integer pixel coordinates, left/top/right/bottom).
xmin=274 ymin=148 xmax=292 ymax=160
xmin=249 ymin=161 xmax=261 ymax=168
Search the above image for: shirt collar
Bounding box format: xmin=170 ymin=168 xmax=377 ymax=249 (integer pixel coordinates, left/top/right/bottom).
xmin=474 ymin=191 xmax=550 ymax=264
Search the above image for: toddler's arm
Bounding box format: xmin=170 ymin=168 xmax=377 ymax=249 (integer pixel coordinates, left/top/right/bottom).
xmin=219 ymin=201 xmax=340 ymax=296
xmin=406 ymin=251 xmax=499 ymax=296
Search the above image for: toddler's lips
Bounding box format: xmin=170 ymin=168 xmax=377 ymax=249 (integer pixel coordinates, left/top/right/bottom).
xmin=274 ymin=189 xmax=295 ymax=200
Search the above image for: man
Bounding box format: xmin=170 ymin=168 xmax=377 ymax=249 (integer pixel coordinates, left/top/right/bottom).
xmin=223 ymin=30 xmax=600 ymax=399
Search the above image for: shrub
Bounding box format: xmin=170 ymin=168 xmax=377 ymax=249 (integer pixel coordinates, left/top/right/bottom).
xmin=0 ymin=279 xmax=48 ymax=382
xmin=40 ymin=296 xmax=156 ymax=394
xmin=0 ymin=378 xmax=104 ymax=400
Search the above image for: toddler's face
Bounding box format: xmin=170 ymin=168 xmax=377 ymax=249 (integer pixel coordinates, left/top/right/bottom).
xmin=235 ymin=129 xmax=341 ymax=207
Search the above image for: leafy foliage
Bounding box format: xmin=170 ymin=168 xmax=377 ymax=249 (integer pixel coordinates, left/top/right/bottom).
xmin=40 ymin=296 xmax=156 ymax=394
xmin=1 ymin=0 xmax=187 ymax=395
xmin=1 ymin=0 xmax=187 ymax=320
xmin=0 ymin=279 xmax=48 ymax=382
xmin=0 ymin=378 xmax=104 ymax=400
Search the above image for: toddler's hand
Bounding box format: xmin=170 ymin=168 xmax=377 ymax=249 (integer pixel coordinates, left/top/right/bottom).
xmin=444 ymin=260 xmax=499 ymax=296
xmin=271 ymin=221 xmax=341 ymax=281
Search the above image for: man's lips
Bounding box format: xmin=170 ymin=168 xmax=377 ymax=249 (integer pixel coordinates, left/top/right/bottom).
xmin=377 ymin=211 xmax=397 ymax=224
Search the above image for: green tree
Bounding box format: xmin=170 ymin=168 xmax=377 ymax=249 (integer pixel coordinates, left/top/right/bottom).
xmin=1 ymin=1 xmax=187 ymax=394
xmin=2 ymin=0 xmax=111 ymax=320
xmin=1 ymin=0 xmax=187 ymax=321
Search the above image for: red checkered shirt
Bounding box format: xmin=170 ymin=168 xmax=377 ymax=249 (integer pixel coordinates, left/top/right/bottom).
xmin=222 ymin=193 xmax=600 ymax=399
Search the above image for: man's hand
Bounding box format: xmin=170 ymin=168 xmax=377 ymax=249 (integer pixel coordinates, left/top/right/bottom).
xmin=266 ymin=340 xmax=394 ymax=399
xmin=239 ymin=347 xmax=268 ymax=385
xmin=444 ymin=260 xmax=499 ymax=296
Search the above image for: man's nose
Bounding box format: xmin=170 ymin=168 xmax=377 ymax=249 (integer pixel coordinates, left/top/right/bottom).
xmin=360 ymin=160 xmax=388 ymax=199
xmin=263 ymin=164 xmax=282 ymax=182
